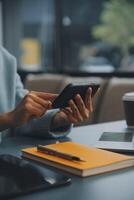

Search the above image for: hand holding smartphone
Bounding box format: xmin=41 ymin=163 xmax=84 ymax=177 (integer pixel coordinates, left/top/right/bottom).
xmin=52 ymin=83 xmax=100 ymax=109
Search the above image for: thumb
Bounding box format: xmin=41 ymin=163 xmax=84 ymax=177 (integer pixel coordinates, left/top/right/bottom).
xmin=34 ymin=92 xmax=58 ymax=101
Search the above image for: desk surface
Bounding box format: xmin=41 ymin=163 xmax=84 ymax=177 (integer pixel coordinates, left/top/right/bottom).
xmin=1 ymin=120 xmax=134 ymax=200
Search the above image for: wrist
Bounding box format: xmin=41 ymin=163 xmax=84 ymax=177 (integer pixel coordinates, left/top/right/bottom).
xmin=0 ymin=112 xmax=15 ymax=132
xmin=52 ymin=111 xmax=70 ymax=129
xmin=4 ymin=112 xmax=14 ymax=128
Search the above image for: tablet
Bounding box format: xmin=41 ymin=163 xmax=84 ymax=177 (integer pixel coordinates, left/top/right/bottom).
xmin=0 ymin=154 xmax=71 ymax=199
xmin=95 ymin=131 xmax=134 ymax=153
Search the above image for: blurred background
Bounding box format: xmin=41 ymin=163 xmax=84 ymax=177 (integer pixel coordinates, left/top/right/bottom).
xmin=1 ymin=0 xmax=134 ymax=125
xmin=1 ymin=0 xmax=134 ymax=75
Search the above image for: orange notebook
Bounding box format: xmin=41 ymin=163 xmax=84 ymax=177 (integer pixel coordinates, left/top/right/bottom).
xmin=21 ymin=142 xmax=134 ymax=177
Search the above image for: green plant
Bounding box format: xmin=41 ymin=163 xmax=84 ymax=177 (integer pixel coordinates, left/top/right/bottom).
xmin=92 ymin=0 xmax=134 ymax=63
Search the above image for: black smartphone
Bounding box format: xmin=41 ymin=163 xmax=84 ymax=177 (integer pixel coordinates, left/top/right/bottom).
xmin=52 ymin=83 xmax=100 ymax=109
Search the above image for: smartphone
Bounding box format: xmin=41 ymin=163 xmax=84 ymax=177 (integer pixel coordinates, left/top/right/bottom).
xmin=52 ymin=83 xmax=100 ymax=109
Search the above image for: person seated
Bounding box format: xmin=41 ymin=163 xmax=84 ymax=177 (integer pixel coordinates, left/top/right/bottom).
xmin=0 ymin=46 xmax=93 ymax=140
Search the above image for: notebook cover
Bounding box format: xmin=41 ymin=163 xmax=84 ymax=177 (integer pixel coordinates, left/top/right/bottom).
xmin=22 ymin=142 xmax=134 ymax=177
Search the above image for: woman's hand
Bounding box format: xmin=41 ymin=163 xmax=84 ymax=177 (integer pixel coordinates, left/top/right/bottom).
xmin=61 ymin=87 xmax=93 ymax=123
xmin=52 ymin=87 xmax=95 ymax=127
xmin=9 ymin=91 xmax=57 ymax=127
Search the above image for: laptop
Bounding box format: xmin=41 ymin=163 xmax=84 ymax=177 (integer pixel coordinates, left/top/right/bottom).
xmin=95 ymin=131 xmax=134 ymax=153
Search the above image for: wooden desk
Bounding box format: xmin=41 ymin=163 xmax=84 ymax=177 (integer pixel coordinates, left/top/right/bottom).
xmin=0 ymin=120 xmax=134 ymax=200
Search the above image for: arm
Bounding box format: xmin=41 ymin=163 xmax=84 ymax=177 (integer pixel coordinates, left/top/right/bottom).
xmin=12 ymin=72 xmax=72 ymax=138
xmin=0 ymin=47 xmax=72 ymax=138
xmin=1 ymin=72 xmax=94 ymax=138
xmin=10 ymin=78 xmax=94 ymax=138
xmin=0 ymin=112 xmax=13 ymax=132
xmin=14 ymin=109 xmax=72 ymax=138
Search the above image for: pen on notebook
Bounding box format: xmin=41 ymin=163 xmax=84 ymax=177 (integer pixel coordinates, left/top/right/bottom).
xmin=37 ymin=145 xmax=85 ymax=162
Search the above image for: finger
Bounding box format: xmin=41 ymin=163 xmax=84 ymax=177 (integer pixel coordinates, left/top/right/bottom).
xmin=30 ymin=99 xmax=49 ymax=114
xmin=96 ymin=87 xmax=100 ymax=96
xmin=62 ymin=108 xmax=78 ymax=123
xmin=86 ymin=88 xmax=93 ymax=112
xmin=27 ymin=93 xmax=52 ymax=109
xmin=69 ymin=100 xmax=83 ymax=122
xmin=75 ymin=94 xmax=89 ymax=119
xmin=31 ymin=91 xmax=58 ymax=101
xmin=24 ymin=103 xmax=45 ymax=118
xmin=85 ymin=87 xmax=92 ymax=107
xmin=62 ymin=107 xmax=73 ymax=114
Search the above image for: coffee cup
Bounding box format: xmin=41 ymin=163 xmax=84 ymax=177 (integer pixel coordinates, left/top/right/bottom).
xmin=122 ymin=92 xmax=134 ymax=128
